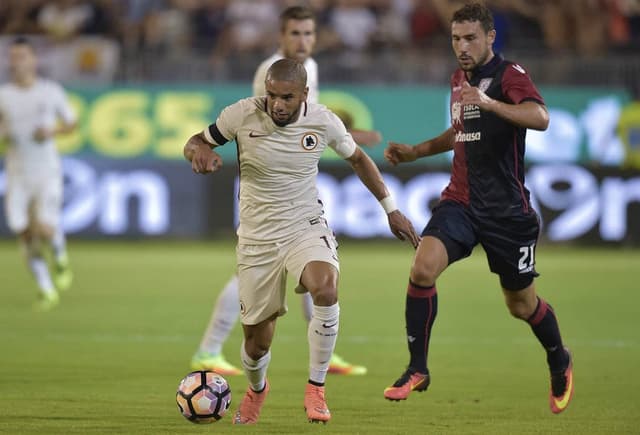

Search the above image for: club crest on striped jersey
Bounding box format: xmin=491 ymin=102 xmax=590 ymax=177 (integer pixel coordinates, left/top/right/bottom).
xmin=478 ymin=78 xmax=492 ymax=92
xmin=301 ymin=132 xmax=319 ymax=151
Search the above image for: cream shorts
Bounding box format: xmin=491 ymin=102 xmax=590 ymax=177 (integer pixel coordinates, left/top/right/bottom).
xmin=4 ymin=171 xmax=62 ymax=233
xmin=236 ymin=221 xmax=339 ymax=325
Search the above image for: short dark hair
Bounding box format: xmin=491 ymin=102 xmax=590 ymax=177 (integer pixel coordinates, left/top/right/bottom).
xmin=451 ymin=2 xmax=494 ymax=33
xmin=266 ymin=58 xmax=307 ymax=88
xmin=279 ymin=6 xmax=315 ymax=32
xmin=11 ymin=36 xmax=34 ymax=49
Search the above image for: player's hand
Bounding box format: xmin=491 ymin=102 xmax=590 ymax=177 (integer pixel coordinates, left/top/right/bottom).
xmin=191 ymin=144 xmax=222 ymax=174
xmin=460 ymin=81 xmax=494 ymax=111
xmin=384 ymin=141 xmax=417 ymax=166
xmin=33 ymin=126 xmax=51 ymax=142
xmin=387 ymin=210 xmax=420 ymax=248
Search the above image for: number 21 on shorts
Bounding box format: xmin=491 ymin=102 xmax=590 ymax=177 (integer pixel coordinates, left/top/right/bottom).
xmin=518 ymin=243 xmax=535 ymax=273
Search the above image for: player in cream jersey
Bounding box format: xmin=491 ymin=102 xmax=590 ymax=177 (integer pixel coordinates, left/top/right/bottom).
xmin=0 ymin=37 xmax=76 ymax=311
xmin=191 ymin=5 xmax=377 ymax=377
xmin=185 ymin=59 xmax=419 ymax=424
xmin=207 ymin=97 xmax=350 ymax=243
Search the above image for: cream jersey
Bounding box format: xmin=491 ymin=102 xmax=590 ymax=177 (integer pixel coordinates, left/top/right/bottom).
xmin=0 ymin=78 xmax=75 ymax=175
xmin=203 ymin=96 xmax=356 ymax=243
xmin=252 ymin=53 xmax=319 ymax=103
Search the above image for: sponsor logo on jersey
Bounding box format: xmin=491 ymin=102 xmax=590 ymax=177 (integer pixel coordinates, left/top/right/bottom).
xmin=455 ymin=131 xmax=481 ymax=142
xmin=249 ymin=131 xmax=269 ymax=138
xmin=301 ymin=132 xmax=319 ymax=150
xmin=463 ymin=104 xmax=481 ymax=120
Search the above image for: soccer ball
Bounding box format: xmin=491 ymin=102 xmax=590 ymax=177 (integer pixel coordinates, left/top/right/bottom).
xmin=176 ymin=370 xmax=231 ymax=423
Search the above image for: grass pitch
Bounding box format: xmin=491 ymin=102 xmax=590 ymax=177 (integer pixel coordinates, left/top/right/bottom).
xmin=0 ymin=240 xmax=638 ymax=434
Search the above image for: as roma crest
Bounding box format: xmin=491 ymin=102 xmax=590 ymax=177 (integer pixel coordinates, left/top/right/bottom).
xmin=301 ymin=132 xmax=319 ymax=151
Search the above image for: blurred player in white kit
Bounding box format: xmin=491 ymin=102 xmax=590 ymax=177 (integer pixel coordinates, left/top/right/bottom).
xmin=0 ymin=37 xmax=76 ymax=311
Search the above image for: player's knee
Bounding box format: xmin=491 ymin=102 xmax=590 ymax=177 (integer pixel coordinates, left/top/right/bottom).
xmin=305 ymin=269 xmax=338 ymax=306
xmin=310 ymin=284 xmax=337 ymax=306
xmin=410 ymin=261 xmax=438 ymax=286
xmin=35 ymin=223 xmax=55 ymax=240
xmin=20 ymin=232 xmax=44 ymax=257
xmin=505 ymin=300 xmax=533 ymax=320
xmin=308 ymin=275 xmax=338 ymax=306
xmin=502 ymin=275 xmax=537 ymax=320
xmin=243 ymin=335 xmax=271 ymax=360
xmin=18 ymin=228 xmax=32 ymax=242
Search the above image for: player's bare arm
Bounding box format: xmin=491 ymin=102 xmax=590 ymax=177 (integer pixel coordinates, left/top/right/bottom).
xmin=183 ymin=132 xmax=222 ymax=174
xmin=34 ymin=120 xmax=77 ymax=142
xmin=460 ymin=81 xmax=549 ymax=130
xmin=346 ymin=147 xmax=420 ymax=247
xmin=385 ymin=127 xmax=455 ymax=165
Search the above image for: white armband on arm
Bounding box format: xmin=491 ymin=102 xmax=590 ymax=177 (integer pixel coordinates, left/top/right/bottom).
xmin=379 ymin=196 xmax=398 ymax=214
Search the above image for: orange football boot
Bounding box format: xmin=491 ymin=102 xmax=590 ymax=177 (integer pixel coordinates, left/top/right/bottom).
xmin=233 ymin=380 xmax=270 ymax=424
xmin=384 ymin=368 xmax=430 ymax=401
xmin=550 ymin=348 xmax=574 ymax=414
xmin=304 ymin=383 xmax=331 ymax=423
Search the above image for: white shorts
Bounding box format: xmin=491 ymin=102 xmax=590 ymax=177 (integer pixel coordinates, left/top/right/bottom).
xmin=236 ymin=220 xmax=340 ymax=325
xmin=4 ymin=171 xmax=62 ymax=233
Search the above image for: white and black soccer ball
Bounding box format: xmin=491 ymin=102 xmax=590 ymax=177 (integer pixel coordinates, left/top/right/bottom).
xmin=176 ymin=370 xmax=231 ymax=423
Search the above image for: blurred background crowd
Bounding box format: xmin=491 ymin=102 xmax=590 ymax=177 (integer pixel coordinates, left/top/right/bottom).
xmin=0 ymin=0 xmax=639 ymax=92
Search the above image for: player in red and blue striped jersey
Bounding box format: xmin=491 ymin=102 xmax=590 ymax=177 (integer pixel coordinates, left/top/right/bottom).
xmin=382 ymin=2 xmax=573 ymax=414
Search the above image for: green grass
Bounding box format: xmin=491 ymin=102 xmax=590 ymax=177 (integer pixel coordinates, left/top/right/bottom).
xmin=0 ymin=240 xmax=639 ymax=434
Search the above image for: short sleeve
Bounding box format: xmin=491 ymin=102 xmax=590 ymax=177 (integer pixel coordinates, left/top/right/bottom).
xmin=502 ymin=63 xmax=544 ymax=105
xmin=203 ymin=100 xmax=246 ymax=146
xmin=326 ymin=112 xmax=356 ymax=159
xmin=252 ymin=61 xmax=269 ymax=97
xmin=52 ymin=82 xmax=76 ymax=124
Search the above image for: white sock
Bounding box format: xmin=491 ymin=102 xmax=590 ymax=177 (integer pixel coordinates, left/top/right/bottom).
xmin=308 ymin=303 xmax=340 ymax=384
xmin=51 ymin=227 xmax=67 ymax=261
xmin=301 ymin=292 xmax=313 ymax=322
xmin=29 ymin=257 xmax=56 ymax=295
xmin=240 ymin=342 xmax=270 ymax=392
xmin=199 ymin=275 xmax=240 ymax=355
xmin=20 ymin=238 xmax=55 ymax=295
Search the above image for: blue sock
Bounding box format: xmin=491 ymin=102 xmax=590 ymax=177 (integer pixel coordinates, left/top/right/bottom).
xmin=405 ymin=280 xmax=438 ymax=374
xmin=527 ymin=297 xmax=568 ymax=372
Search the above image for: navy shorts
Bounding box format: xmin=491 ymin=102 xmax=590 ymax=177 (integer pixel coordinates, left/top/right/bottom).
xmin=422 ymin=200 xmax=540 ymax=290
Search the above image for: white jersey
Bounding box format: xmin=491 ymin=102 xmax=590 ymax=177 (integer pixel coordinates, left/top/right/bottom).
xmin=252 ymin=53 xmax=319 ymax=103
xmin=0 ymin=78 xmax=75 ymax=175
xmin=203 ymin=96 xmax=356 ymax=243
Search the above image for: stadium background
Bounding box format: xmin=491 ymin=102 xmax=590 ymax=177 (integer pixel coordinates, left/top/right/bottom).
xmin=1 ymin=1 xmax=639 ymax=434
xmin=1 ymin=0 xmax=640 ymax=245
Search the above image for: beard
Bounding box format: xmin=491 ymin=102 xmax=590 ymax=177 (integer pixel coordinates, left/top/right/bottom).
xmin=270 ymin=109 xmax=298 ymax=127
xmin=458 ymin=49 xmax=491 ymax=71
